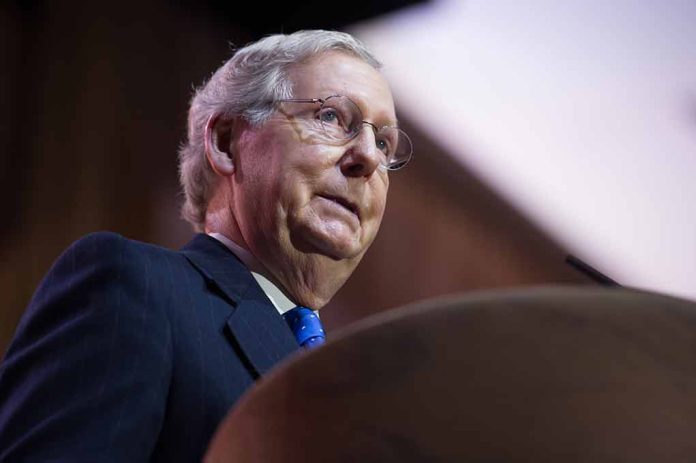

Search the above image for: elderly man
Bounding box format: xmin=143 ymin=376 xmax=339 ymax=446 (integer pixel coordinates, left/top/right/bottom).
xmin=0 ymin=30 xmax=411 ymax=462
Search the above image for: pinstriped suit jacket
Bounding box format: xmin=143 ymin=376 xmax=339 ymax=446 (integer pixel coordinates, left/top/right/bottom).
xmin=0 ymin=232 xmax=300 ymax=462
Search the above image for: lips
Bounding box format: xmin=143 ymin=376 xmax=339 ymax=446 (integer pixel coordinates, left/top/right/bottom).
xmin=318 ymin=194 xmax=360 ymax=219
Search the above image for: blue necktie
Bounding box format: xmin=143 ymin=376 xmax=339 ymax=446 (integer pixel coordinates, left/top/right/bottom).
xmin=283 ymin=306 xmax=326 ymax=349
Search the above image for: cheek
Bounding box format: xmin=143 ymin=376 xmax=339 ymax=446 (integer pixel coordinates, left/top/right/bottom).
xmin=284 ymin=151 xmax=333 ymax=197
xmin=369 ymin=177 xmax=389 ymax=223
xmin=277 ymin=167 xmax=316 ymax=210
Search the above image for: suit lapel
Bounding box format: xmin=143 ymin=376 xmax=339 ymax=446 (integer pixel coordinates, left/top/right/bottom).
xmin=180 ymin=234 xmax=299 ymax=377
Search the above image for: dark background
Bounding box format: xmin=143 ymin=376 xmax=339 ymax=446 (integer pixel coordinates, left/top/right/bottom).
xmin=0 ymin=0 xmax=590 ymax=355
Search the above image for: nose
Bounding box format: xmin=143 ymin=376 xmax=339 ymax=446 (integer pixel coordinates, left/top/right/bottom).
xmin=339 ymin=124 xmax=382 ymax=178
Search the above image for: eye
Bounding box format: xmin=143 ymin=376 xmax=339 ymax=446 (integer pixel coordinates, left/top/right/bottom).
xmin=375 ymin=133 xmax=394 ymax=156
xmin=318 ymin=108 xmax=340 ymax=125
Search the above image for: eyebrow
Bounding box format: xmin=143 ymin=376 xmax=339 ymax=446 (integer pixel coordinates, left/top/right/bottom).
xmin=354 ymin=97 xmax=399 ymax=128
xmin=380 ymin=117 xmax=400 ymax=129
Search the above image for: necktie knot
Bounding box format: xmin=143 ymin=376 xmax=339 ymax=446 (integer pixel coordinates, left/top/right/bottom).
xmin=283 ymin=306 xmax=326 ymax=349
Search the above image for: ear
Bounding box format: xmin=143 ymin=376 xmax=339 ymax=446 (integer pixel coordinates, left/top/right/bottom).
xmin=205 ymin=113 xmax=236 ymax=176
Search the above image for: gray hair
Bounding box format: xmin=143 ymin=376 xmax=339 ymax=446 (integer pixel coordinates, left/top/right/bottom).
xmin=178 ymin=30 xmax=382 ymax=231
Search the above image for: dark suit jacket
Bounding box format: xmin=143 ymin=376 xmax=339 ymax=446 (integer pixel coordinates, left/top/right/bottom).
xmin=0 ymin=232 xmax=300 ymax=462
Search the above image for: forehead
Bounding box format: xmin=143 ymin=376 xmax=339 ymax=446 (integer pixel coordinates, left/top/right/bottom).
xmin=289 ymin=51 xmax=397 ymax=126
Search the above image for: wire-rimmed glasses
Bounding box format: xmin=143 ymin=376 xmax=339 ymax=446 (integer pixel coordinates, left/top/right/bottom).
xmin=276 ymin=95 xmax=413 ymax=171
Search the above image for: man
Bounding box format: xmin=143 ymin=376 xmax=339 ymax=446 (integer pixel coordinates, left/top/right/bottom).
xmin=0 ymin=30 xmax=412 ymax=462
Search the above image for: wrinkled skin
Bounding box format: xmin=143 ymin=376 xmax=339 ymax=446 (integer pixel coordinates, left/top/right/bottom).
xmin=206 ymin=51 xmax=396 ymax=309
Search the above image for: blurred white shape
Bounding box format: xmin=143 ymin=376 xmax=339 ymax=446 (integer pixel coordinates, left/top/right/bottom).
xmin=350 ymin=0 xmax=696 ymax=300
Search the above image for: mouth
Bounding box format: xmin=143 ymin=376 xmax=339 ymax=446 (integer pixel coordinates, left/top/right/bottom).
xmin=318 ymin=194 xmax=360 ymax=220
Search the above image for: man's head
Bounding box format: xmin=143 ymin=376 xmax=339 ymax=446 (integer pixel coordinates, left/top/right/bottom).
xmin=178 ymin=30 xmax=407 ymax=308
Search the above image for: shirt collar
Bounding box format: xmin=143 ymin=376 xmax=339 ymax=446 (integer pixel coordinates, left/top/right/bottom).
xmin=208 ymin=232 xmax=296 ymax=315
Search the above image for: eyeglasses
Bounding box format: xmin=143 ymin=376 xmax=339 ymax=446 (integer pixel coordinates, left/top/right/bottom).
xmin=276 ymin=95 xmax=413 ymax=171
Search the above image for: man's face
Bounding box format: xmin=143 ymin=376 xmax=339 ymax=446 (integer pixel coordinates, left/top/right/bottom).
xmin=230 ymin=51 xmax=395 ymax=272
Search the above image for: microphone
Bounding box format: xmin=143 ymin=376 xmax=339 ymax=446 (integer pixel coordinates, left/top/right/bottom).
xmin=565 ymin=254 xmax=620 ymax=287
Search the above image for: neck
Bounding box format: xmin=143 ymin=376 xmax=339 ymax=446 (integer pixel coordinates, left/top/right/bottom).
xmin=205 ymin=203 xmax=357 ymax=310
xmin=263 ymin=250 xmax=358 ymax=309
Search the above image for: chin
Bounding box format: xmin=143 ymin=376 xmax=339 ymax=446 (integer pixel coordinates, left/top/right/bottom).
xmin=291 ymin=227 xmax=366 ymax=261
xmin=313 ymin=235 xmax=366 ymax=261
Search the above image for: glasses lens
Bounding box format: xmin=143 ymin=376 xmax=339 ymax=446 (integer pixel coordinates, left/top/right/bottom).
xmin=377 ymin=127 xmax=413 ymax=170
xmin=319 ymin=96 xmax=362 ymax=140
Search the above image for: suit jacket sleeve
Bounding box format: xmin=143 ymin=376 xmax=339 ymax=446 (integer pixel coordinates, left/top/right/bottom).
xmin=0 ymin=232 xmax=173 ymax=462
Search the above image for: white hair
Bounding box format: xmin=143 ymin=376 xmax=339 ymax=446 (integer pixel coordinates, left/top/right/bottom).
xmin=178 ymin=30 xmax=382 ymax=231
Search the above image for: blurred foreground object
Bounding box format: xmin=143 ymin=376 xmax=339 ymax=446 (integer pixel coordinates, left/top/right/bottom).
xmin=206 ymin=286 xmax=696 ymax=462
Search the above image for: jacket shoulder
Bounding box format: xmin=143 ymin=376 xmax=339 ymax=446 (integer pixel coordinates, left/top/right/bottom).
xmin=0 ymin=232 xmax=178 ymax=460
xmin=61 ymin=230 xmax=180 ymax=263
